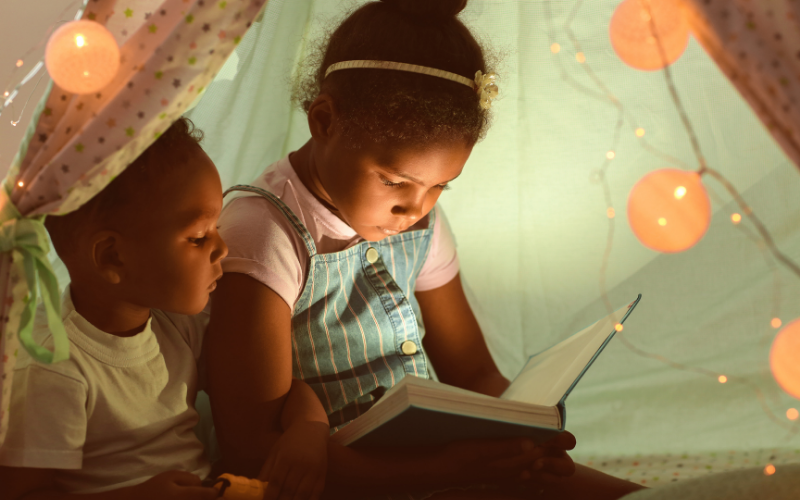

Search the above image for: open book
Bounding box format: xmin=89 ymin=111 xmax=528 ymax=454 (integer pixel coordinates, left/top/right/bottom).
xmin=331 ymin=295 xmax=642 ymax=448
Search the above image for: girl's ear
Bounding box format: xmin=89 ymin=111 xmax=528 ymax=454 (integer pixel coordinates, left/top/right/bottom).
xmin=307 ymin=94 xmax=336 ymax=145
xmin=90 ymin=231 xmax=125 ymax=285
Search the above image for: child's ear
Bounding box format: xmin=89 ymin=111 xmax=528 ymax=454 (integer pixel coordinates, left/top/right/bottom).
xmin=307 ymin=94 xmax=336 ymax=144
xmin=90 ymin=231 xmax=125 ymax=285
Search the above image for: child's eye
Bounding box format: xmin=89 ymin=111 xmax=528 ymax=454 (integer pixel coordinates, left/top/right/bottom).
xmin=435 ymin=184 xmax=451 ymax=191
xmin=381 ymin=178 xmax=404 ymax=188
xmin=189 ymin=236 xmax=208 ymax=245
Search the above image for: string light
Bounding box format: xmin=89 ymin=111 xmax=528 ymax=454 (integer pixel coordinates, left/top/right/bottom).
xmin=16 ymin=181 xmax=24 ymax=188
xmin=787 ymin=408 xmax=799 ymax=421
xmin=551 ymin=42 xmax=561 ymax=54
xmin=576 ymin=52 xmax=586 ymax=63
xmin=2 ymin=91 xmax=8 ymax=98
xmin=543 ymin=0 xmax=800 ymax=447
xmin=609 ymin=0 xmax=690 ymax=71
xmin=718 ymin=375 xmax=727 ymax=384
xmin=772 ymin=318 xmax=782 ymax=329
xmin=628 ymin=169 xmax=711 ymax=253
xmin=764 ymin=464 xmax=776 ymax=476
xmin=45 ymin=20 xmax=120 ymax=94
xmin=770 ymin=319 xmax=800 ymax=399
xmin=607 ymin=207 xmax=616 ymax=219
xmin=15 ymin=59 xmax=23 ymax=68
xmin=606 ymin=150 xmax=616 ymax=160
xmin=731 ymin=213 xmax=742 ymax=224
xmin=615 ymin=323 xmax=624 ymax=332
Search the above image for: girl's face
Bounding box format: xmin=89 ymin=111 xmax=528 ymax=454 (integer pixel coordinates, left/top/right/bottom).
xmin=317 ymin=138 xmax=472 ymax=242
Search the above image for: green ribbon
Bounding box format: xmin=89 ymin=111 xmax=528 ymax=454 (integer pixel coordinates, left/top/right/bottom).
xmin=0 ymin=184 xmax=69 ymax=364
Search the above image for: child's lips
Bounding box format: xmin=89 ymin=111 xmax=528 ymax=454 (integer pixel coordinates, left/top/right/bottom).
xmin=378 ymin=226 xmax=405 ymax=235
xmin=209 ymin=274 xmax=223 ymax=290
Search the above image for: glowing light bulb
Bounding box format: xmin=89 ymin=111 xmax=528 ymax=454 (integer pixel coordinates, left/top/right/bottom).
xmin=674 ymin=186 xmax=687 ymax=199
xmin=731 ymin=213 xmax=742 ymax=224
xmin=787 ymin=408 xmax=799 ymax=421
xmin=17 ymin=180 xmax=24 ymax=187
xmin=764 ymin=464 xmax=776 ymax=476
xmin=610 ymin=0 xmax=690 ymax=71
xmin=45 ymin=20 xmax=120 ymax=94
xmin=607 ymin=151 xmax=616 ymax=160
xmin=2 ymin=91 xmax=8 ymax=98
xmin=615 ymin=323 xmax=624 ymax=332
xmin=772 ymin=318 xmax=782 ymax=329
xmin=607 ymin=207 xmax=616 ymax=219
xmin=551 ymin=43 xmax=561 ymax=54
xmin=718 ymin=375 xmax=727 ymax=384
xmin=16 ymin=59 xmax=23 ymax=67
xmin=771 ymin=318 xmax=800 ymax=399
xmin=636 ymin=127 xmax=646 ymax=137
xmin=628 ymin=168 xmax=711 ymax=253
xmin=576 ymin=52 xmax=586 ymax=63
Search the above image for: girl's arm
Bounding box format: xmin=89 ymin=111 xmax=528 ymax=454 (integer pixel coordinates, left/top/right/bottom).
xmin=206 ymin=274 xmax=546 ymax=495
xmin=0 ymin=467 xmax=217 ymax=500
xmin=416 ymin=273 xmax=509 ymax=397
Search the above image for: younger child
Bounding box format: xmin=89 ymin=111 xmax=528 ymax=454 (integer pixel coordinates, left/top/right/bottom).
xmin=0 ymin=117 xmax=328 ymax=499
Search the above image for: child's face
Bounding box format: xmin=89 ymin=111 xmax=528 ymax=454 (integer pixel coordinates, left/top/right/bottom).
xmin=318 ymin=140 xmax=472 ymax=242
xmin=120 ymin=148 xmax=228 ymax=315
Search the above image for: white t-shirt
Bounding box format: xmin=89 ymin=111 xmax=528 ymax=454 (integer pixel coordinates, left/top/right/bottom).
xmin=219 ymin=155 xmax=460 ymax=311
xmin=0 ymin=288 xmax=211 ymax=494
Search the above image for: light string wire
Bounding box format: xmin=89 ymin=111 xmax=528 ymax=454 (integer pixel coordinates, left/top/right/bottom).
xmin=0 ymin=0 xmax=86 ymax=123
xmin=542 ymin=0 xmax=800 ymax=449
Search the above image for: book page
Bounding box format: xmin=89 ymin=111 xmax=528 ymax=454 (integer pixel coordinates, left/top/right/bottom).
xmin=500 ymin=300 xmax=637 ymax=407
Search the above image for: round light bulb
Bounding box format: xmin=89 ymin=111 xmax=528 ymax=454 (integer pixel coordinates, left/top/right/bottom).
xmin=770 ymin=318 xmax=800 ymax=399
xmin=45 ymin=20 xmax=120 ymax=95
xmin=627 ymin=168 xmax=711 ymax=253
xmin=610 ymin=0 xmax=690 ymax=71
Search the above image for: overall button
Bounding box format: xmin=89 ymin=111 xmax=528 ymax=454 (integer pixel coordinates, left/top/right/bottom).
xmin=365 ymin=247 xmax=380 ymax=264
xmin=401 ymin=341 xmax=418 ymax=356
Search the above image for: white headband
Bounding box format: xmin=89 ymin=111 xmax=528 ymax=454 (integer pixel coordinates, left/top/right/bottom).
xmin=324 ymin=60 xmax=498 ymax=109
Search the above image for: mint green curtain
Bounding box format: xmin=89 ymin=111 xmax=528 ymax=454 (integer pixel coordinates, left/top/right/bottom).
xmin=185 ymin=0 xmax=800 ymax=457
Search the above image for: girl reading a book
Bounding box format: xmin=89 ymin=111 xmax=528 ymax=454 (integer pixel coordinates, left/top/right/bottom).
xmin=205 ymin=1 xmax=645 ymax=498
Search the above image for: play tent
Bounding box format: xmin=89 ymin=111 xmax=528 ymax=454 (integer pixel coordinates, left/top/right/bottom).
xmin=0 ymin=0 xmax=799 ymax=491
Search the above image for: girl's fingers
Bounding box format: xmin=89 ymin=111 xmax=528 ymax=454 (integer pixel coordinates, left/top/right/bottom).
xmin=264 ymin=465 xmax=290 ymax=500
xmin=533 ymin=457 xmax=576 ymax=477
xmin=290 ymin=470 xmax=320 ymax=500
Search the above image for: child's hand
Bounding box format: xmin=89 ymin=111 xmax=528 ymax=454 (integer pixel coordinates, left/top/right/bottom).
xmin=525 ymin=431 xmax=577 ymax=481
xmin=131 ymin=470 xmax=219 ymax=500
xmin=434 ymin=437 xmax=550 ymax=486
xmin=259 ymin=420 xmax=329 ymax=500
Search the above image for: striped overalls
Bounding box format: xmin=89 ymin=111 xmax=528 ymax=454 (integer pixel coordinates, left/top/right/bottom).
xmin=226 ymin=186 xmax=434 ymax=429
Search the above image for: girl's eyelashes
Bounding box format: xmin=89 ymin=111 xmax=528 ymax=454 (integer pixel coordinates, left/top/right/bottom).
xmin=189 ymin=236 xmax=208 ymax=245
xmin=380 ymin=175 xmax=451 ymax=191
xmin=436 ymin=184 xmax=451 ymax=191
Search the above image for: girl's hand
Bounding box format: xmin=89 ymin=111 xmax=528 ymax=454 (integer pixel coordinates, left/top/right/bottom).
xmin=526 ymin=431 xmax=578 ymax=481
xmin=434 ymin=437 xmax=552 ymax=486
xmin=259 ymin=421 xmax=329 ymax=500
xmin=131 ymin=470 xmax=219 ymax=500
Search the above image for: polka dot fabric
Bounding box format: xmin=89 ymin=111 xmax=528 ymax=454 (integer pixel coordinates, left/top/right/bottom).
xmin=575 ymin=448 xmax=800 ymax=487
xmin=0 ymin=0 xmax=268 ymax=448
xmin=682 ymin=0 xmax=800 ymax=169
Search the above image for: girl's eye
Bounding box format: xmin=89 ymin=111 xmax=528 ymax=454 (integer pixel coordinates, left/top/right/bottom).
xmin=189 ymin=236 xmax=208 ymax=245
xmin=435 ymin=184 xmax=451 ymax=191
xmin=381 ymin=178 xmax=404 ymax=188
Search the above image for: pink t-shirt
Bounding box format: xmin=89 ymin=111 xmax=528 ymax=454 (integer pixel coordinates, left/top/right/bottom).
xmin=218 ymin=156 xmax=460 ymax=311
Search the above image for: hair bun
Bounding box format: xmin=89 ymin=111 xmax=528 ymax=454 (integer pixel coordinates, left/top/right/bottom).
xmin=380 ymin=0 xmax=467 ymax=21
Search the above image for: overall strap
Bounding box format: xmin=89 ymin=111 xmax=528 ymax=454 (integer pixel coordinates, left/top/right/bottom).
xmin=224 ymin=184 xmax=317 ymax=257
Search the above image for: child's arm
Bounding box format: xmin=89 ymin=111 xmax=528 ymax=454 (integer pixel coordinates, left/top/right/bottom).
xmin=206 ymin=274 xmax=562 ymax=496
xmin=257 ymin=379 xmax=329 ymax=500
xmin=0 ymin=467 xmax=217 ymax=500
xmin=416 ymin=273 xmax=510 ymax=397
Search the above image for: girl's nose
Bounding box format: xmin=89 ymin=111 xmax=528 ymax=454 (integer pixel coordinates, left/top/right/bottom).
xmin=392 ymin=196 xmax=424 ymax=221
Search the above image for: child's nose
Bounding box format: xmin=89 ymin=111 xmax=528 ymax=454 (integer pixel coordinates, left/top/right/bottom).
xmin=392 ymin=193 xmax=425 ymax=221
xmin=211 ymin=232 xmax=229 ymax=263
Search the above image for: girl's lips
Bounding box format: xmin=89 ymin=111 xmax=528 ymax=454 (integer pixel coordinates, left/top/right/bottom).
xmin=378 ymin=226 xmax=402 ymax=235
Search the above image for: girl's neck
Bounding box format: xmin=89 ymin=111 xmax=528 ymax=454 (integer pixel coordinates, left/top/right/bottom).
xmin=289 ymin=141 xmax=342 ymax=218
xmin=69 ymin=282 xmax=151 ymax=337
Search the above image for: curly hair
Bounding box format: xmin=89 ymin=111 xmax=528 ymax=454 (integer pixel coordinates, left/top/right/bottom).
xmin=45 ymin=117 xmax=205 ymax=261
xmin=292 ymin=0 xmax=494 ymax=148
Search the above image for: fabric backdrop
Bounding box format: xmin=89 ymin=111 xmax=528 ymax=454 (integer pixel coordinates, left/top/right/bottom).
xmin=185 ymin=0 xmax=800 ymax=459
